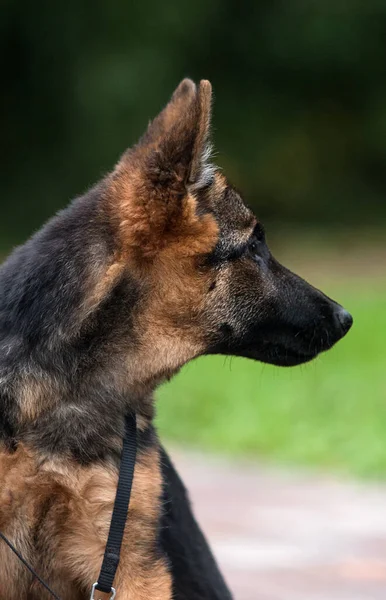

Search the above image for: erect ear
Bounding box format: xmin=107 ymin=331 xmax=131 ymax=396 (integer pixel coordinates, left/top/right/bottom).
xmin=108 ymin=79 xmax=218 ymax=259
xmin=137 ymin=78 xmax=214 ymax=189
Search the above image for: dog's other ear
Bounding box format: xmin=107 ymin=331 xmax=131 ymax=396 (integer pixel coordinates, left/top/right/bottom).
xmin=107 ymin=79 xmax=218 ymax=259
xmin=188 ymin=79 xmax=213 ymax=188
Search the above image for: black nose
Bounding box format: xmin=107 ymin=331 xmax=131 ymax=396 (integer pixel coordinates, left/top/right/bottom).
xmin=334 ymin=307 xmax=353 ymax=335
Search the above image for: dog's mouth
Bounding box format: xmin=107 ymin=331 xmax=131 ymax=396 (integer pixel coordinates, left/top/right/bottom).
xmin=208 ymin=327 xmax=329 ymax=367
xmin=237 ymin=344 xmax=319 ymax=367
xmin=232 ymin=325 xmax=345 ymax=367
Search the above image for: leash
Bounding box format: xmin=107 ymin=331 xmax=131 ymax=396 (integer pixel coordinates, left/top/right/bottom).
xmin=0 ymin=531 xmax=61 ymax=600
xmin=0 ymin=412 xmax=137 ymax=600
xmin=92 ymin=412 xmax=137 ymax=598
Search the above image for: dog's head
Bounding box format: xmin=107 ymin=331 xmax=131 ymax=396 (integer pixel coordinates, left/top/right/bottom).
xmin=106 ymin=79 xmax=352 ymax=381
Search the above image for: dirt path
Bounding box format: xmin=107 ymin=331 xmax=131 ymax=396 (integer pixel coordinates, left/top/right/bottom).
xmin=171 ymin=451 xmax=386 ymax=600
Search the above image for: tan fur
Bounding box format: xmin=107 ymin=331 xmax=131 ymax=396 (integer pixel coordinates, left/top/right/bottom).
xmin=211 ymin=172 xmax=228 ymax=198
xmin=0 ymin=444 xmax=171 ymax=600
xmin=106 ymin=168 xmax=219 ymax=262
xmin=79 ymin=260 xmax=125 ymax=325
xmin=125 ymin=195 xmax=219 ymax=394
xmin=17 ymin=375 xmax=58 ymax=424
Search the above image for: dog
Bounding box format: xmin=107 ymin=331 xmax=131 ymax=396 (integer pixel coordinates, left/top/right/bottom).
xmin=0 ymin=78 xmax=352 ymax=599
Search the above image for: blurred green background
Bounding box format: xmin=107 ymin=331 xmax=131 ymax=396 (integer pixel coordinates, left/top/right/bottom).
xmin=1 ymin=1 xmax=385 ymax=476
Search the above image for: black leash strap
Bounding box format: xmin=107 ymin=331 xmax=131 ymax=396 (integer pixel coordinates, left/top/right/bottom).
xmin=92 ymin=412 xmax=137 ymax=599
xmin=0 ymin=412 xmax=137 ymax=600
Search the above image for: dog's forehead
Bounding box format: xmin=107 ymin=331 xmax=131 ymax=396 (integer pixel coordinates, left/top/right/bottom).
xmin=209 ymin=173 xmax=256 ymax=243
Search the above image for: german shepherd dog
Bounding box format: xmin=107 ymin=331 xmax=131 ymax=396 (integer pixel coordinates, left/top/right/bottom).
xmin=0 ymin=79 xmax=352 ymax=599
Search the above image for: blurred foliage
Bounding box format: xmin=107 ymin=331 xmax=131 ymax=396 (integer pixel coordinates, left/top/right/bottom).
xmin=2 ymin=0 xmax=386 ymax=249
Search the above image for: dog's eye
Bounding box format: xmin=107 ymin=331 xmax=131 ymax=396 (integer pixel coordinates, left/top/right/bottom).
xmin=249 ymin=239 xmax=258 ymax=253
xmin=253 ymin=223 xmax=265 ymax=243
xmin=248 ymin=238 xmax=260 ymax=256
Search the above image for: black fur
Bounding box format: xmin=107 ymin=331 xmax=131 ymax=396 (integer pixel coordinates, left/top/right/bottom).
xmin=0 ymin=184 xmax=143 ymax=462
xmin=160 ymin=448 xmax=233 ymax=600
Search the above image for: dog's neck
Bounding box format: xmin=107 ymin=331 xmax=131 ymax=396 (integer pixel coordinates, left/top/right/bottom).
xmin=0 ymin=298 xmax=184 ymax=463
xmin=0 ymin=379 xmax=158 ymax=463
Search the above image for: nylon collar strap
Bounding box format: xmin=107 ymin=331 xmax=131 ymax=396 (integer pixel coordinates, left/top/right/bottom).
xmin=92 ymin=412 xmax=137 ymax=598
